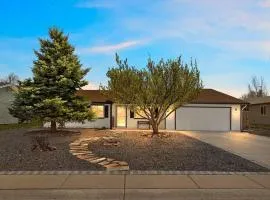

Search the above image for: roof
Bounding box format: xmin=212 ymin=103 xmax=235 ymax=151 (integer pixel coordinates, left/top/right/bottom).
xmin=77 ymin=89 xmax=246 ymax=105
xmin=76 ymin=90 xmax=112 ymax=103
xmin=245 ymin=96 xmax=270 ymax=105
xmin=191 ymin=89 xmax=246 ymax=104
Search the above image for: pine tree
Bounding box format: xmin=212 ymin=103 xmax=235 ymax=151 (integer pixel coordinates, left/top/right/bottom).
xmin=9 ymin=28 xmax=93 ymax=132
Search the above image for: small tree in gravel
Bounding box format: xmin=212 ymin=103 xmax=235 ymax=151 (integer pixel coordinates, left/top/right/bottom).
xmin=102 ymin=54 xmax=203 ymax=137
xmin=9 ymin=27 xmax=94 ymax=132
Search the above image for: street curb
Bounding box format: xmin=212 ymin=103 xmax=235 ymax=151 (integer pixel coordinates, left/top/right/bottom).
xmin=0 ymin=171 xmax=270 ymax=175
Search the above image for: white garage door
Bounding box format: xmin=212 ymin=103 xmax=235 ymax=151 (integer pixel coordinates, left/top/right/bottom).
xmin=176 ymin=107 xmax=231 ymax=131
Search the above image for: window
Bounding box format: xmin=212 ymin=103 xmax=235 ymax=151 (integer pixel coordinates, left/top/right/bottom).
xmin=134 ymin=109 xmax=147 ymax=119
xmin=261 ymin=105 xmax=267 ymax=116
xmin=91 ymin=105 xmax=104 ymax=118
xmin=104 ymin=105 xmax=109 ymax=118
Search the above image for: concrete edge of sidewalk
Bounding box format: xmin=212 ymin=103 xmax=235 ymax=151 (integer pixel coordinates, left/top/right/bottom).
xmin=0 ymin=174 xmax=270 ymax=190
xmin=0 ymin=170 xmax=270 ymax=175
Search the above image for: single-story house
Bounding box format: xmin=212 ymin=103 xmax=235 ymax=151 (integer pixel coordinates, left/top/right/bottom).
xmin=242 ymin=96 xmax=270 ymax=129
xmin=0 ymin=85 xmax=18 ymax=124
xmin=65 ymin=89 xmax=246 ymax=132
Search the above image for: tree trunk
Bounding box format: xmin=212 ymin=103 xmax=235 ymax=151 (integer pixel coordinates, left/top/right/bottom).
xmin=151 ymin=122 xmax=159 ymax=137
xmin=51 ymin=121 xmax=57 ymax=133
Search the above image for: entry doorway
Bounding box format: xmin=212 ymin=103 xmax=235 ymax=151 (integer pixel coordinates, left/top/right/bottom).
xmin=116 ymin=106 xmax=127 ymax=128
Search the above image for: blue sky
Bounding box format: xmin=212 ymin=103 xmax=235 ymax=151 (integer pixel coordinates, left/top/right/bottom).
xmin=0 ymin=0 xmax=270 ymax=97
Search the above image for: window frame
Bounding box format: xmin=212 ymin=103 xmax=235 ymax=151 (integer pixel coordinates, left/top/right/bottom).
xmin=260 ymin=105 xmax=267 ymax=116
xmin=91 ymin=104 xmax=105 ymax=119
xmin=134 ymin=109 xmax=147 ymax=119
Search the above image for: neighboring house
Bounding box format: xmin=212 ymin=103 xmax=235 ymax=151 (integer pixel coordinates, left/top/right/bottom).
xmin=0 ymin=85 xmax=18 ymax=124
xmin=243 ymin=97 xmax=270 ymax=129
xmin=64 ymin=89 xmax=246 ymax=132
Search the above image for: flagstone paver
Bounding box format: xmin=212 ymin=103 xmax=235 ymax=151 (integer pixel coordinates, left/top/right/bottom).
xmin=69 ymin=137 xmax=129 ymax=171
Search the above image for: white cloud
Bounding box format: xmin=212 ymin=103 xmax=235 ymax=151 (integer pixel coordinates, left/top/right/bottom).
xmin=76 ymin=0 xmax=115 ymax=8
xmin=78 ymin=40 xmax=144 ymax=54
xmin=81 ymin=82 xmax=99 ymax=90
xmin=203 ymin=73 xmax=248 ymax=98
xmin=259 ymin=0 xmax=270 ymax=7
xmin=119 ymin=0 xmax=270 ymax=61
xmin=219 ymin=40 xmax=270 ymax=60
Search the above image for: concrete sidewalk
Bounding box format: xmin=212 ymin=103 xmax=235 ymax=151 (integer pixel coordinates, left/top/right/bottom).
xmin=0 ymin=174 xmax=270 ymax=199
xmin=0 ymin=174 xmax=270 ymax=189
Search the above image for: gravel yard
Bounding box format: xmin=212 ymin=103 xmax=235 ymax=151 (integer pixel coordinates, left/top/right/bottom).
xmin=0 ymin=129 xmax=269 ymax=172
xmin=0 ymin=129 xmax=105 ymax=171
xmin=90 ymin=131 xmax=270 ymax=172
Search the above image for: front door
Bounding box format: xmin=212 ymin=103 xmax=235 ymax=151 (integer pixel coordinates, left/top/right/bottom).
xmin=116 ymin=106 xmax=127 ymax=127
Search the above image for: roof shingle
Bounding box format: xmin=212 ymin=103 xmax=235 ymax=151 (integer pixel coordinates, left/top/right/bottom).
xmin=191 ymin=89 xmax=246 ymax=104
xmin=77 ymin=89 xmax=246 ymax=105
xmin=245 ymin=96 xmax=270 ymax=105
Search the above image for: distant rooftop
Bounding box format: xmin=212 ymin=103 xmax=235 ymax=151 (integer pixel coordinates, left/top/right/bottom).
xmin=246 ymin=96 xmax=270 ymax=105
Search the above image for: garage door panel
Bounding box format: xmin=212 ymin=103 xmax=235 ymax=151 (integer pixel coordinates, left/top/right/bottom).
xmin=176 ymin=107 xmax=230 ymax=131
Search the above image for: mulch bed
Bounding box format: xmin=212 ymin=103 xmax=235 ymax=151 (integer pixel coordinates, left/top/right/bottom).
xmin=89 ymin=131 xmax=270 ymax=172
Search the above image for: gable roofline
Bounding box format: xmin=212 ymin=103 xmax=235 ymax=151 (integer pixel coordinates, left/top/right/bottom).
xmin=77 ymin=88 xmax=246 ymax=105
xmin=76 ymin=90 xmax=113 ymax=103
xmin=245 ymin=96 xmax=270 ymax=105
xmin=190 ymin=88 xmax=247 ymax=105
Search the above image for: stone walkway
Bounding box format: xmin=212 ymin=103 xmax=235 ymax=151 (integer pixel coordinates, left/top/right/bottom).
xmin=69 ymin=137 xmax=129 ymax=171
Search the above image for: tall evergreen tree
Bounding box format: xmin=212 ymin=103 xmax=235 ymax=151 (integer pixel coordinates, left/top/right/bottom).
xmin=9 ymin=28 xmax=93 ymax=132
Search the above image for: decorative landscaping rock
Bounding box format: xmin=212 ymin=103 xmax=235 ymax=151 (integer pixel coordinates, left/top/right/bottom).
xmin=141 ymin=132 xmax=171 ymax=138
xmin=103 ymin=141 xmax=120 ymax=146
xmin=102 ymin=137 xmax=120 ymax=146
xmin=69 ymin=137 xmax=129 ymax=171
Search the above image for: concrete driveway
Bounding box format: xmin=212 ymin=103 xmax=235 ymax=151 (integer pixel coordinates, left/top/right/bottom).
xmin=180 ymin=131 xmax=270 ymax=169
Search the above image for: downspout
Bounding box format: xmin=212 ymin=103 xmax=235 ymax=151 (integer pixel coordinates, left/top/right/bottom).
xmin=241 ymin=104 xmax=249 ymax=132
xmin=241 ymin=104 xmax=248 ymax=111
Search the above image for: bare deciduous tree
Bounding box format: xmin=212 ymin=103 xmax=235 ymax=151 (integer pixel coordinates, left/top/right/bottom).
xmin=102 ymin=54 xmax=203 ymax=136
xmin=0 ymin=73 xmax=19 ymax=87
xmin=241 ymin=76 xmax=268 ymax=99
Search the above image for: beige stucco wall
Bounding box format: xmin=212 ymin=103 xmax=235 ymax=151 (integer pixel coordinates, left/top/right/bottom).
xmin=248 ymin=104 xmax=270 ymax=126
xmin=0 ymin=87 xmax=18 ymax=124
xmin=63 ymin=103 xmax=242 ymax=131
